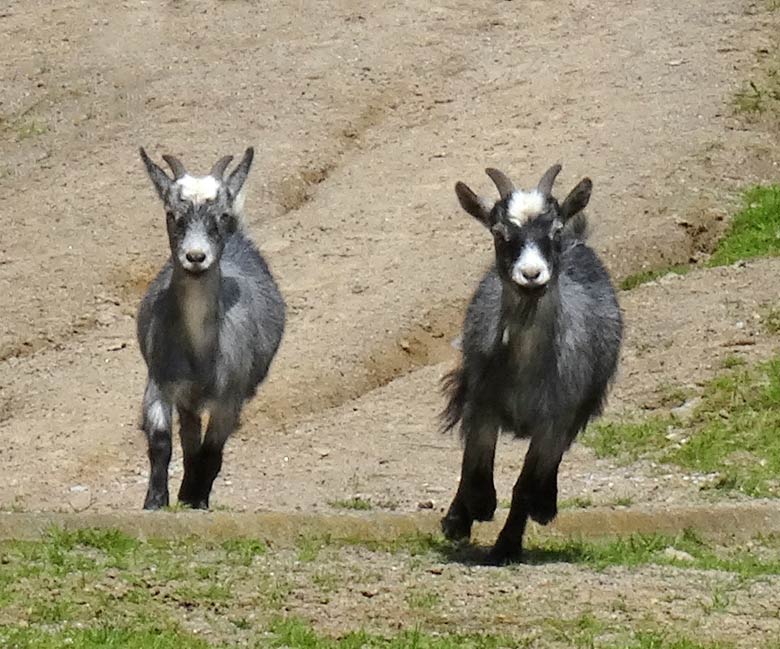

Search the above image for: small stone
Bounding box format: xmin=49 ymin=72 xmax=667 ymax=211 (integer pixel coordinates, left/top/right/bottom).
xmin=418 ymin=499 xmax=435 ymax=510
xmin=360 ymin=588 xmax=378 ymax=598
xmin=399 ymin=339 xmax=411 ymax=351
xmin=670 ymin=397 xmax=702 ymax=423
xmin=317 ymin=449 xmax=330 ymax=458
xmin=663 ymin=547 xmax=695 ymax=562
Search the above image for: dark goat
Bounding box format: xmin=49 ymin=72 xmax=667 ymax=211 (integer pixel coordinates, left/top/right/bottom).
xmin=137 ymin=147 xmax=285 ymax=510
xmin=441 ymin=164 xmax=622 ymax=564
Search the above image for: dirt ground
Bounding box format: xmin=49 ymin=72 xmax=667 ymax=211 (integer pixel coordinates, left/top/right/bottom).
xmin=2 ymin=0 xmax=780 ymax=621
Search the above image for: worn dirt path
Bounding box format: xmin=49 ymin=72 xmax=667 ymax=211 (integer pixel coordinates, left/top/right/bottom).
xmin=1 ymin=0 xmax=779 ymax=516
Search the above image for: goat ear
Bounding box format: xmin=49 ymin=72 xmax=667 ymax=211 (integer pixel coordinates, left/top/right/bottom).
xmin=455 ymin=181 xmax=494 ymax=227
xmin=560 ymin=178 xmax=592 ymax=221
xmin=139 ymin=148 xmax=173 ymax=200
xmin=226 ymin=147 xmax=254 ymax=198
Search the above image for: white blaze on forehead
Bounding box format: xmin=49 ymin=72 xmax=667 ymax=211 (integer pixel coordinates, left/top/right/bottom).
xmin=176 ymin=174 xmax=221 ymax=204
xmin=506 ymin=189 xmax=546 ymax=226
xmin=511 ymin=242 xmax=551 ymax=286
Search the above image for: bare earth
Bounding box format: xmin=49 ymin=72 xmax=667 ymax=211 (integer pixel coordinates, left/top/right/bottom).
xmin=1 ymin=0 xmax=780 ymax=642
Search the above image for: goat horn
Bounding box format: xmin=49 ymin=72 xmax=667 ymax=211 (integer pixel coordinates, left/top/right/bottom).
xmin=210 ymin=155 xmax=234 ymax=180
xmin=485 ymin=168 xmax=515 ymax=199
xmin=537 ymin=164 xmax=562 ymax=197
xmin=161 ymin=154 xmax=187 ymax=180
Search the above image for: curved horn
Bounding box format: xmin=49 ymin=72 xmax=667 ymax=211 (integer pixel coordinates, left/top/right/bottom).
xmin=210 ymin=155 xmax=234 ymax=180
xmin=485 ymin=167 xmax=515 ymax=199
xmin=537 ymin=164 xmax=562 ymax=197
xmin=161 ymin=154 xmax=187 ymax=180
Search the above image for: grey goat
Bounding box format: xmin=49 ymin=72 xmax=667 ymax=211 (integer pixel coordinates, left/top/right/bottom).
xmin=440 ymin=164 xmax=622 ymax=564
xmin=137 ymin=146 xmax=285 ymax=510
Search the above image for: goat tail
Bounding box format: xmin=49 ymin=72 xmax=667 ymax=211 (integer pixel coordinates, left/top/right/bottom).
xmin=439 ymin=365 xmax=467 ymax=433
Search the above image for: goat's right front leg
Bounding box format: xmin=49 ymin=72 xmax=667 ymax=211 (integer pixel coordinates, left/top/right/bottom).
xmin=141 ymin=381 xmax=173 ymax=510
xmin=442 ymin=412 xmax=499 ymax=541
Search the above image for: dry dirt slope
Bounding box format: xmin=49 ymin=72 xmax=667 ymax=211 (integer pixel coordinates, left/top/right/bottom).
xmin=0 ymin=0 xmax=779 ymax=513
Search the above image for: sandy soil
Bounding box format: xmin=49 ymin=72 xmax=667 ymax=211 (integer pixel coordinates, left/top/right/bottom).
xmin=2 ymin=0 xmax=780 ymax=515
xmin=3 ymin=0 xmax=780 ymax=642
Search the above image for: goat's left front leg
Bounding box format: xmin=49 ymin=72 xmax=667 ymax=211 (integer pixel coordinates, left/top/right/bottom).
xmin=487 ymin=432 xmax=566 ymax=565
xmin=181 ymin=404 xmax=239 ymax=510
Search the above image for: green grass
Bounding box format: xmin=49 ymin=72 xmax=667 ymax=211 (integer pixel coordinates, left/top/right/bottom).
xmin=527 ymin=530 xmax=780 ymax=577
xmin=0 ymin=529 xmax=777 ymax=648
xmin=762 ymin=304 xmax=780 ymax=334
xmin=267 ymin=618 xmax=522 ymax=649
xmin=707 ymin=186 xmax=780 ymax=266
xmin=620 ymin=185 xmax=780 ymax=290
xmin=328 ymin=496 xmax=373 ymax=511
xmin=619 ymin=264 xmax=690 ymax=291
xmin=584 ymin=356 xmax=780 ymax=497
xmin=0 ymin=627 xmax=211 ymax=649
xmin=14 ymin=120 xmax=48 ymax=140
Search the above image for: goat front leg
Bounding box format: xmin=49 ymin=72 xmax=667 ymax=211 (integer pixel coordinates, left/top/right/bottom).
xmin=176 ymin=407 xmax=203 ymax=507
xmin=141 ymin=381 xmax=173 ymax=510
xmin=487 ymin=432 xmax=565 ymax=565
xmin=442 ymin=411 xmax=499 ymax=541
xmin=180 ymin=404 xmax=239 ymax=509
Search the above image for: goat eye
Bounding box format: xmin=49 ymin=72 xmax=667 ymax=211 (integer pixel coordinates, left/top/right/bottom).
xmin=220 ymin=212 xmax=230 ymax=223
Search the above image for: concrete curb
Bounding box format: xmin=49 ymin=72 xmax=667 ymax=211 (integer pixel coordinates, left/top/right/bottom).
xmin=1 ymin=504 xmax=778 ymax=545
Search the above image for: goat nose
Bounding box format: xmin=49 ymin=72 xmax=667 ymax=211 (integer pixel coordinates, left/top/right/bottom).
xmin=523 ymin=267 xmax=541 ymax=281
xmin=186 ymin=250 xmax=206 ymax=264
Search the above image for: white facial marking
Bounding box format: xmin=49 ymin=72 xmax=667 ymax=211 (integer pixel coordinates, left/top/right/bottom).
xmin=502 ymin=327 xmax=510 ymax=345
xmin=147 ymin=401 xmax=169 ymax=431
xmin=506 ymin=189 xmax=545 ymax=226
xmin=176 ymin=174 xmax=220 ymax=204
xmin=179 ymin=223 xmax=215 ymax=273
xmin=511 ymin=243 xmax=551 ymax=287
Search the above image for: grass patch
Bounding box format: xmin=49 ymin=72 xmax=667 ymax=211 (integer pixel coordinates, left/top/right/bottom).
xmin=528 ymin=530 xmax=780 ymax=577
xmin=559 ymin=496 xmax=594 ymax=510
xmin=268 ymin=617 xmax=527 ymax=649
xmin=328 ymin=496 xmax=373 ymax=511
xmin=620 ymin=184 xmax=780 ymax=290
xmin=0 ymin=627 xmax=211 ymax=649
xmin=707 ymin=185 xmax=780 ymax=266
xmin=584 ymin=356 xmax=780 ymax=497
xmin=619 ymin=264 xmax=690 ymax=291
xmin=14 ymin=120 xmax=48 ymax=140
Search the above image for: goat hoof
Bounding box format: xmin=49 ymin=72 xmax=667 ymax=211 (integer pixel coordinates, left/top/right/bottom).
xmin=528 ymin=502 xmax=557 ymax=525
xmin=179 ymin=497 xmax=209 ymax=510
xmin=143 ymin=492 xmax=169 ymax=510
xmin=484 ymin=543 xmax=523 ymax=566
xmin=441 ymin=512 xmax=472 ymax=541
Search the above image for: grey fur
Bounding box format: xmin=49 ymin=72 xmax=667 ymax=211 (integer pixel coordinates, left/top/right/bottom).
xmin=441 ymin=165 xmax=623 ymax=564
xmin=136 ymin=147 xmax=285 ymax=510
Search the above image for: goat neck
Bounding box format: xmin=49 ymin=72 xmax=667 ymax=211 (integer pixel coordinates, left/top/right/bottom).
xmin=171 ymin=262 xmax=222 ymax=359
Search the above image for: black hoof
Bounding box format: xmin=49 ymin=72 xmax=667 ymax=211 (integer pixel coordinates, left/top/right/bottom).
xmin=528 ymin=501 xmax=557 ymax=525
xmin=143 ymin=490 xmax=169 ymax=510
xmin=179 ymin=495 xmax=209 ymax=510
xmin=441 ymin=509 xmax=472 ymax=541
xmin=484 ymin=542 xmax=523 ymax=566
